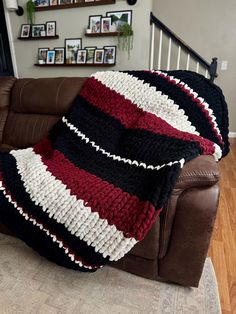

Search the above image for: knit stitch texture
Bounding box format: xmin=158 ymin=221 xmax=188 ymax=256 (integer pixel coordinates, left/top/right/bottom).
xmin=0 ymin=70 xmax=229 ymax=270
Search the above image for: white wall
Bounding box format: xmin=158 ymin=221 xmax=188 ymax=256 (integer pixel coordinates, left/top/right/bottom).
xmin=153 ymin=0 xmax=236 ymax=132
xmin=7 ymin=0 xmax=152 ymax=78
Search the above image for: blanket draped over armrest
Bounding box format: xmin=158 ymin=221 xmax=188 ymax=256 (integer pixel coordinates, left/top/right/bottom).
xmin=0 ymin=70 xmax=229 ymax=271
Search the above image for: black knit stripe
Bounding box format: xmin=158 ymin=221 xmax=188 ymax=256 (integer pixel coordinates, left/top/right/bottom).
xmin=63 ymin=96 xmax=202 ymax=165
xmin=0 ymin=192 xmax=96 ymax=271
xmin=0 ymin=153 xmax=108 ymax=266
xmin=167 ymin=70 xmax=229 ymax=156
xmin=127 ymin=70 xmax=221 ymax=146
xmin=49 ymin=124 xmax=189 ymax=206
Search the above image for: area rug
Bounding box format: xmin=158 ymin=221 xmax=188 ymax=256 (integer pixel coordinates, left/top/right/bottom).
xmin=0 ymin=234 xmax=221 ymax=314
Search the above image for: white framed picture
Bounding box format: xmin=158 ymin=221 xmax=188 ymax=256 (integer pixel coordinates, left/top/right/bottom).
xmin=101 ymin=17 xmax=112 ymax=33
xmin=104 ymin=46 xmax=116 ymax=64
xmin=20 ymin=24 xmax=30 ymax=38
xmin=46 ymin=21 xmax=56 ymax=37
xmin=65 ymin=38 xmax=82 ymax=64
xmin=46 ymin=50 xmax=55 ymax=64
xmin=54 ymin=47 xmax=64 ymax=64
xmin=77 ymin=49 xmax=87 ymax=64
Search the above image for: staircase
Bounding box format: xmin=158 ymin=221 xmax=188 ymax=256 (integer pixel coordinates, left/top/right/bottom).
xmin=149 ymin=12 xmax=218 ymax=82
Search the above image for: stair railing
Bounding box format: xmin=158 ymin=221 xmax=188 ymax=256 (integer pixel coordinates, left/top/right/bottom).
xmin=150 ymin=12 xmax=218 ymax=82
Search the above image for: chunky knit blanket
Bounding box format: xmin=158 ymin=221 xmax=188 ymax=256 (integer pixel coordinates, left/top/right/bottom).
xmin=0 ymin=70 xmax=229 ymax=271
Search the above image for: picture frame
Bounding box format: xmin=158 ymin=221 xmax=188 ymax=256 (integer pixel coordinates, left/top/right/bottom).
xmin=58 ymin=0 xmax=73 ymax=4
xmin=65 ymin=38 xmax=82 ymax=64
xmin=32 ymin=24 xmax=46 ymax=37
xmin=85 ymin=0 xmax=95 ymax=2
xmin=106 ymin=10 xmax=132 ymax=31
xmin=89 ymin=15 xmax=102 ymax=33
xmin=38 ymin=48 xmax=49 ymax=64
xmin=85 ymin=47 xmax=97 ymax=64
xmin=20 ymin=24 xmax=30 ymax=38
xmin=54 ymin=47 xmax=64 ymax=64
xmin=104 ymin=46 xmax=116 ymax=64
xmin=77 ymin=49 xmax=87 ymax=64
xmin=46 ymin=21 xmax=56 ymax=37
xmin=49 ymin=0 xmax=57 ymax=5
xmin=101 ymin=17 xmax=112 ymax=33
xmin=46 ymin=50 xmax=55 ymax=64
xmin=94 ymin=49 xmax=104 ymax=64
xmin=34 ymin=0 xmax=49 ymax=7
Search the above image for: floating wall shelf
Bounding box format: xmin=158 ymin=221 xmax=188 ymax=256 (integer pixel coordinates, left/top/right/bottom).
xmin=35 ymin=0 xmax=116 ymax=11
xmin=85 ymin=32 xmax=120 ymax=37
xmin=18 ymin=35 xmax=59 ymax=40
xmin=34 ymin=63 xmax=115 ymax=67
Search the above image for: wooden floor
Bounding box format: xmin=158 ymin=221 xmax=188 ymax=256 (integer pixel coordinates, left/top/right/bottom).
xmin=208 ymin=138 xmax=236 ymax=314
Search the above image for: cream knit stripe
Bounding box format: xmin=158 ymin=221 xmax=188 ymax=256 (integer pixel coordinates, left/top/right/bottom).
xmin=62 ymin=117 xmax=186 ymax=170
xmin=10 ymin=148 xmax=138 ymax=261
xmin=152 ymin=70 xmax=223 ymax=142
xmin=0 ymin=180 xmax=101 ymax=270
xmin=92 ymin=71 xmax=199 ymax=135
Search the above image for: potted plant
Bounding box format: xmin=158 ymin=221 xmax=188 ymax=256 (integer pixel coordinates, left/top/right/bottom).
xmin=26 ymin=0 xmax=36 ymax=25
xmin=117 ymin=23 xmax=134 ymax=59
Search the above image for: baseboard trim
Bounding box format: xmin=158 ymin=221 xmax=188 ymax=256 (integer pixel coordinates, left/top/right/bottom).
xmin=229 ymin=132 xmax=236 ymax=138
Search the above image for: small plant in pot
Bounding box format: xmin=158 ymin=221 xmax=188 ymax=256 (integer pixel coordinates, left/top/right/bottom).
xmin=26 ymin=0 xmax=36 ymax=25
xmin=117 ymin=23 xmax=134 ymax=59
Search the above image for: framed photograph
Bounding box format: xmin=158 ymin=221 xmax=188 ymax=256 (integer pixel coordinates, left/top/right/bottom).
xmin=106 ymin=10 xmax=132 ymax=31
xmin=89 ymin=15 xmax=102 ymax=33
xmin=34 ymin=0 xmax=49 ymax=7
xmin=58 ymin=0 xmax=73 ymax=4
xmin=32 ymin=24 xmax=46 ymax=37
xmin=74 ymin=0 xmax=83 ymax=2
xmin=38 ymin=48 xmax=49 ymax=64
xmin=46 ymin=50 xmax=55 ymax=64
xmin=85 ymin=0 xmax=94 ymax=2
xmin=101 ymin=17 xmax=111 ymax=33
xmin=54 ymin=47 xmax=64 ymax=64
xmin=49 ymin=0 xmax=57 ymax=5
xmin=65 ymin=38 xmax=82 ymax=64
xmin=94 ymin=49 xmax=104 ymax=64
xmin=46 ymin=21 xmax=56 ymax=37
xmin=77 ymin=49 xmax=87 ymax=64
xmin=104 ymin=46 xmax=116 ymax=64
xmin=85 ymin=47 xmax=96 ymax=64
xmin=20 ymin=24 xmax=30 ymax=38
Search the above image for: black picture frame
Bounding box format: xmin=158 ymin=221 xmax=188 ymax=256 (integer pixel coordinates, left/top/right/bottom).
xmin=94 ymin=49 xmax=105 ymax=64
xmin=38 ymin=47 xmax=49 ymax=64
xmin=77 ymin=49 xmax=87 ymax=64
xmin=46 ymin=21 xmax=56 ymax=37
xmin=20 ymin=24 xmax=30 ymax=38
xmin=103 ymin=45 xmax=117 ymax=64
xmin=34 ymin=0 xmax=49 ymax=7
xmin=84 ymin=46 xmax=97 ymax=64
xmin=106 ymin=10 xmax=132 ymax=31
xmin=31 ymin=24 xmax=46 ymax=37
xmin=65 ymin=38 xmax=82 ymax=64
xmin=88 ymin=15 xmax=102 ymax=33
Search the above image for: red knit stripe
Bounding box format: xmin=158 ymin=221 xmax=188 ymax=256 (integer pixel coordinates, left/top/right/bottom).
xmin=0 ymin=172 xmax=100 ymax=269
xmin=33 ymin=138 xmax=159 ymax=241
xmin=148 ymin=70 xmax=224 ymax=145
xmin=80 ymin=77 xmax=216 ymax=156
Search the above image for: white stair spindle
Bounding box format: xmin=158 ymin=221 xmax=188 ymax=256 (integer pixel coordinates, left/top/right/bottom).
xmin=177 ymin=46 xmax=181 ymax=70
xmin=158 ymin=29 xmax=163 ymax=70
xmin=186 ymin=53 xmax=190 ymax=70
xmin=167 ymin=37 xmax=172 ymax=71
xmin=149 ymin=22 xmax=155 ymax=71
xmin=196 ymin=62 xmax=199 ymax=73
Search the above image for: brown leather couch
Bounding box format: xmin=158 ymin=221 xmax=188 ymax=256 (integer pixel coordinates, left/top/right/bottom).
xmin=0 ymin=76 xmax=220 ymax=287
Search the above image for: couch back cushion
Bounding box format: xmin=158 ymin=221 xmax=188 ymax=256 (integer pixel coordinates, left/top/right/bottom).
xmin=0 ymin=77 xmax=16 ymax=144
xmin=2 ymin=77 xmax=87 ymax=148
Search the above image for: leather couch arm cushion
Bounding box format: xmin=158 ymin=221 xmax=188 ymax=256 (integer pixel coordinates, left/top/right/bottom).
xmin=175 ymin=155 xmax=219 ymax=189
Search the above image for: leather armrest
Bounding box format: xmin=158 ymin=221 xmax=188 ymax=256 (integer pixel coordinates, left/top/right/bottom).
xmin=175 ymin=155 xmax=220 ymax=189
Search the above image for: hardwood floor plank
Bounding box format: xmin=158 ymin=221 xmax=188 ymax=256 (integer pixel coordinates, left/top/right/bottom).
xmin=208 ymin=139 xmax=236 ymax=313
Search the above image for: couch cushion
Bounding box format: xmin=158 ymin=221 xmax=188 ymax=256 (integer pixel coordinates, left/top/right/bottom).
xmin=11 ymin=77 xmax=87 ymax=115
xmin=0 ymin=77 xmax=16 ymax=143
xmin=3 ymin=112 xmax=60 ymax=148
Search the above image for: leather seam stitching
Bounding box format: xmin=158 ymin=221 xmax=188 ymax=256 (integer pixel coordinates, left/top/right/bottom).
xmin=55 ymin=78 xmax=66 ymax=110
